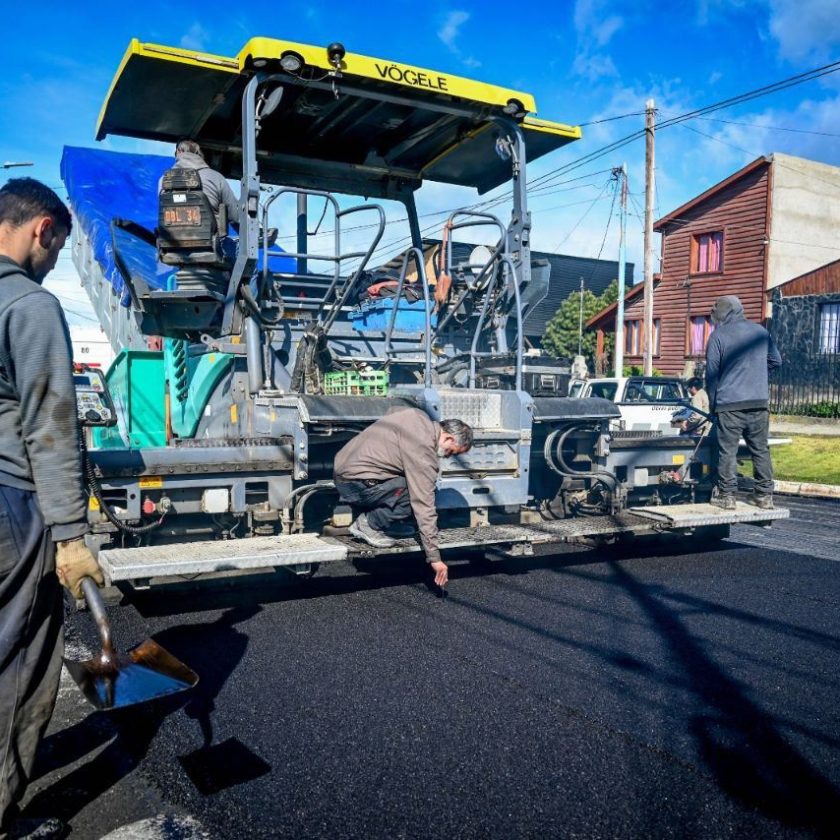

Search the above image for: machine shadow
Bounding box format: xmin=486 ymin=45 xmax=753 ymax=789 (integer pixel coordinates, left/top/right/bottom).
xmin=24 ymin=606 xmax=256 ymax=824
xmin=609 ymin=560 xmax=840 ymax=836
xmin=127 ymin=535 xmax=747 ymax=619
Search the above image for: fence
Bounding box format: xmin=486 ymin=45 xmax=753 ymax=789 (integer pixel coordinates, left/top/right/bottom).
xmin=769 ymin=351 xmax=840 ymax=416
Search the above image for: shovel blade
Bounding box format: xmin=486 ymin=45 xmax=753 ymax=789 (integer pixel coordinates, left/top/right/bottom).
xmin=64 ymin=638 xmax=198 ymax=711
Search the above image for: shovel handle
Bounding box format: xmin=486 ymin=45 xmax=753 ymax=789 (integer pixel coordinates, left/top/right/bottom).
xmin=81 ymin=576 xmax=116 ymax=660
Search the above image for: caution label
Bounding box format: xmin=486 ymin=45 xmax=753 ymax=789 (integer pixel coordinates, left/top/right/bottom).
xmin=139 ymin=476 xmax=164 ymax=489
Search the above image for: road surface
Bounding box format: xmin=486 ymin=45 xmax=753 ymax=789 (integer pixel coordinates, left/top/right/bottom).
xmin=21 ymin=496 xmax=840 ymax=839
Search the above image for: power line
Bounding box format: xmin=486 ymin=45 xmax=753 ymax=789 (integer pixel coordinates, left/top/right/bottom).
xmin=521 ymin=56 xmax=840 ymax=197
xmin=691 ymin=115 xmax=840 ymax=138
xmin=579 ymin=111 xmax=646 ymax=127
xmin=549 ymin=177 xmax=613 ymax=253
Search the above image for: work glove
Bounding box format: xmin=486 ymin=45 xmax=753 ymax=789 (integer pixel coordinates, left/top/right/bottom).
xmin=56 ymin=538 xmax=105 ymax=599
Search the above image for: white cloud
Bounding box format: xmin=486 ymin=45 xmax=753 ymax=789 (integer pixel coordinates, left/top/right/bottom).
xmin=766 ymin=0 xmax=840 ymax=61
xmin=180 ymin=23 xmax=210 ymax=52
xmin=573 ymin=52 xmax=619 ymax=82
xmin=571 ymin=0 xmax=625 ymax=83
xmin=437 ymin=10 xmax=481 ymax=68
xmin=438 ymin=10 xmax=470 ymax=49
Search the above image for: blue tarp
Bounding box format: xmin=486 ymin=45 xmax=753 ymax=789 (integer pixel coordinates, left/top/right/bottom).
xmin=61 ymin=146 xmax=174 ymax=304
xmin=60 ymin=146 xmax=295 ymax=307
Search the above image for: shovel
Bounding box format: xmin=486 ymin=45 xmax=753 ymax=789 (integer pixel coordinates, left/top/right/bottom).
xmin=64 ymin=577 xmax=199 ymax=711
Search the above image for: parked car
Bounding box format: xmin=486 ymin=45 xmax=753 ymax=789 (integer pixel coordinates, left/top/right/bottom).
xmin=569 ymin=376 xmax=689 ymax=434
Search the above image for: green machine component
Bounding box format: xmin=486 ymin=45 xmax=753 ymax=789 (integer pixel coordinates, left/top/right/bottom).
xmin=93 ymin=350 xmax=166 ymax=449
xmin=164 ymin=340 xmax=233 ymax=439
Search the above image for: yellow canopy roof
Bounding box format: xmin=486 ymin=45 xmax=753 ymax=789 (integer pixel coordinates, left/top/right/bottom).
xmin=97 ymin=38 xmax=581 ymax=195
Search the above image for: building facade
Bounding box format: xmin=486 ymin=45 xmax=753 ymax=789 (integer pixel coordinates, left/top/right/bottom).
xmin=588 ymin=153 xmax=840 ymax=375
xmin=768 ymin=259 xmax=840 ymax=413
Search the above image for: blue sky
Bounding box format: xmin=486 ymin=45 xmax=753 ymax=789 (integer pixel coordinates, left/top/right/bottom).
xmin=2 ymin=0 xmax=840 ymax=324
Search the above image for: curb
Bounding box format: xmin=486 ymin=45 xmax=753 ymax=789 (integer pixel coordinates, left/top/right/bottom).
xmin=774 ymin=480 xmax=840 ymax=500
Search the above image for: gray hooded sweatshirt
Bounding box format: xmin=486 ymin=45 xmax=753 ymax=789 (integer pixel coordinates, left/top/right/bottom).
xmin=0 ymin=256 xmax=87 ymax=541
xmin=705 ymin=295 xmax=782 ymax=412
xmin=161 ymin=151 xmax=240 ymax=231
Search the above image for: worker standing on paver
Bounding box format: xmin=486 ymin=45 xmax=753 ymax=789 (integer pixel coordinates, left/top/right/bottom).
xmin=706 ymin=295 xmax=782 ymax=510
xmin=0 ymin=179 xmax=104 ymax=838
xmin=334 ymin=408 xmax=472 ymax=587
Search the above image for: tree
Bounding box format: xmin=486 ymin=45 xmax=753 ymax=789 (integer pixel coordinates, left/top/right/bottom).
xmin=543 ymin=279 xmax=618 ymax=363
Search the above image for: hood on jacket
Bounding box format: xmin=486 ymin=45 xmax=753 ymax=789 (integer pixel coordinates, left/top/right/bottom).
xmin=710 ymin=295 xmax=745 ymax=326
xmin=174 ymin=151 xmax=208 ymax=171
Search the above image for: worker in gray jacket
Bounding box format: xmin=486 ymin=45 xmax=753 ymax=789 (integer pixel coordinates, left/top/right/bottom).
xmin=334 ymin=408 xmax=473 ymax=587
xmin=0 ymin=178 xmax=104 ymax=837
xmin=705 ymin=295 xmax=782 ymax=510
xmin=161 ymin=139 xmax=239 ymax=234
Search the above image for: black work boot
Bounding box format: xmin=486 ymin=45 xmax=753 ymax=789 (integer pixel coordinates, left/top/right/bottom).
xmin=349 ymin=513 xmax=396 ymax=548
xmin=710 ymin=493 xmax=736 ymax=511
xmin=747 ymin=494 xmax=774 ymax=510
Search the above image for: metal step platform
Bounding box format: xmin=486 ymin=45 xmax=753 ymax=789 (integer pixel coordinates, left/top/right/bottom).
xmin=99 ymin=534 xmax=348 ymax=584
xmin=97 ymin=504 xmax=790 ymax=586
xmin=627 ymin=501 xmax=789 ymax=528
xmin=338 ymin=512 xmax=656 ymax=557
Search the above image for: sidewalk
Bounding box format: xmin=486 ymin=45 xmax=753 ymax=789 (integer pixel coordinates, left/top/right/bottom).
xmin=774 ymin=480 xmax=840 ymax=500
xmin=770 ymin=415 xmax=840 ymax=437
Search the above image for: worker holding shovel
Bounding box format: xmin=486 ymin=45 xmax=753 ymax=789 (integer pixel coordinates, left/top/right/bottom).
xmin=0 ymin=179 xmax=104 ymax=839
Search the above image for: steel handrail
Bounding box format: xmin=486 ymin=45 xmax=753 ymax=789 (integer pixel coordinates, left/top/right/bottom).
xmin=320 ymin=203 xmax=386 ymax=332
xmin=383 ymin=246 xmax=433 ymax=388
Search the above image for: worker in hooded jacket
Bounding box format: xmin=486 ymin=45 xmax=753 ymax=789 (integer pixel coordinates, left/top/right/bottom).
xmin=705 ymin=295 xmax=782 ymax=511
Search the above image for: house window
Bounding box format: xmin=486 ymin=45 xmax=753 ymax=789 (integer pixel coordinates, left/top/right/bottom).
xmin=624 ymin=319 xmax=660 ymax=356
xmin=625 ymin=320 xmax=641 ymax=355
xmin=691 ymin=231 xmax=724 ymax=274
xmin=687 ymin=316 xmax=714 ymax=355
xmin=819 ymin=303 xmax=840 ymax=354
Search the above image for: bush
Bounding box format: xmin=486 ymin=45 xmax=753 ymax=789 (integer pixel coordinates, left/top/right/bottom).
xmin=622 ymin=365 xmax=663 ymax=377
xmin=802 ymin=401 xmax=840 ymax=419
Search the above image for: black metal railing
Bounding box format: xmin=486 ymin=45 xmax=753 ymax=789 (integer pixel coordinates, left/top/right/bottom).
xmin=769 ymin=352 xmax=840 ymax=416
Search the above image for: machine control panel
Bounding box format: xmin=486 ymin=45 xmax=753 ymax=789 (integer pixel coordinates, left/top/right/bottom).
xmin=73 ymin=366 xmax=117 ymax=427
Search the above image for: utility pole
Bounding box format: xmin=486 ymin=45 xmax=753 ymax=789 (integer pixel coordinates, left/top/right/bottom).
xmin=614 ymin=164 xmax=628 ymax=378
xmin=577 ymin=276 xmax=585 ymax=356
xmin=642 ymin=98 xmax=656 ymax=375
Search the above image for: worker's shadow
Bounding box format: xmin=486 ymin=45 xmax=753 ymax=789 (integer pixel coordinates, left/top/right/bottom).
xmin=24 ymin=605 xmax=263 ymax=823
xmin=609 ymin=561 xmax=840 ymax=836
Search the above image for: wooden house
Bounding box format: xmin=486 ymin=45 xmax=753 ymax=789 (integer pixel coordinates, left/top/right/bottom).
xmin=588 ymin=153 xmax=840 ymax=374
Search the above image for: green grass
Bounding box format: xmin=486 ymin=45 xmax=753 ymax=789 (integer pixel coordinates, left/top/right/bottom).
xmin=770 ymin=435 xmax=840 ymax=485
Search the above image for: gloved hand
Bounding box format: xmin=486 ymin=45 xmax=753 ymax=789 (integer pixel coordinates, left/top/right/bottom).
xmin=56 ymin=538 xmax=105 ymax=599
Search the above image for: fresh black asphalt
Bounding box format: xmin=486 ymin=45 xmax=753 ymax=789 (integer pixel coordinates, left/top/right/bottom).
xmin=23 ymin=497 xmax=840 ymax=838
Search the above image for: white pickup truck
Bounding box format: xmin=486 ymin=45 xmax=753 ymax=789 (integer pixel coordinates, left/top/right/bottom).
xmin=569 ymin=376 xmax=689 ymax=434
xmin=569 ymin=377 xmax=791 ymax=454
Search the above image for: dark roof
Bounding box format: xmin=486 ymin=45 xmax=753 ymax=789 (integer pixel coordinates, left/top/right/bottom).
xmin=413 ymin=240 xmax=632 ymax=337
xmin=525 ymin=250 xmax=631 ymax=335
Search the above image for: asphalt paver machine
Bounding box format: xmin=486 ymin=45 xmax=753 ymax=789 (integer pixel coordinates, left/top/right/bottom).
xmin=63 ymin=37 xmax=787 ymax=590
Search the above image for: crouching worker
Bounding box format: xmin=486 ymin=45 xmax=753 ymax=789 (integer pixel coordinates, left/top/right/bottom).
xmin=0 ymin=178 xmax=104 ymax=838
xmin=334 ymin=409 xmax=473 ymax=587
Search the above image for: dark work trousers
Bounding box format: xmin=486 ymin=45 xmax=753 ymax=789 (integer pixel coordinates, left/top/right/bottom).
xmin=0 ymin=486 xmax=63 ymax=828
xmin=715 ymin=408 xmax=774 ymax=496
xmin=334 ymin=476 xmax=412 ymax=532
